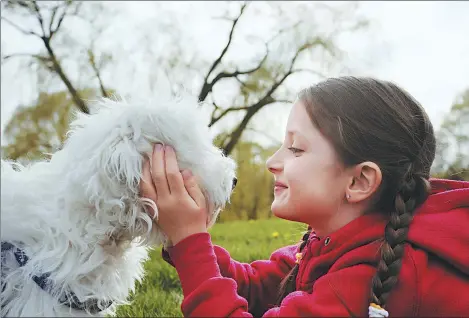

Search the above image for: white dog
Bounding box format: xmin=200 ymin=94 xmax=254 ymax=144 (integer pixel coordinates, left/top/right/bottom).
xmin=0 ymin=95 xmax=237 ymax=317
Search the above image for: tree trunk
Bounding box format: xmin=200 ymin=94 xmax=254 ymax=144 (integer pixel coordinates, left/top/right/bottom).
xmin=43 ymin=39 xmax=89 ymax=114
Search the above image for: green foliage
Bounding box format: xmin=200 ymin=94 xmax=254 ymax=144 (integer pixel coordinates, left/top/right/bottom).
xmin=219 ymin=140 xmax=278 ymax=222
xmin=114 ymin=218 xmax=304 ymax=317
xmin=1 ymin=89 xmax=98 ymax=161
xmin=432 ymin=88 xmax=469 ymax=180
xmin=239 ymin=64 xmax=279 ymax=104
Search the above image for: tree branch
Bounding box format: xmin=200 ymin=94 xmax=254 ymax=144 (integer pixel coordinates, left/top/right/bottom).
xmin=3 ymin=1 xmax=88 ymax=113
xmin=221 ymin=100 xmax=270 ymax=156
xmin=272 ymin=99 xmax=293 ymax=104
xmin=205 ymin=22 xmax=332 ymax=143
xmin=208 ymin=39 xmax=308 ymax=132
xmin=88 ymin=50 xmax=109 ymax=98
xmin=27 ymin=1 xmax=89 ymax=113
xmin=2 ymin=52 xmax=44 ymax=62
xmin=198 ymin=3 xmax=248 ymax=101
xmin=41 ymin=37 xmax=89 ymax=113
xmin=49 ymin=2 xmax=72 ymax=39
xmin=209 ymin=106 xmax=250 ymax=127
xmin=5 ymin=0 xmax=32 ymax=10
xmin=291 ymin=68 xmax=327 ymax=79
xmin=234 ymin=75 xmax=248 ymax=88
xmin=209 ymin=48 xmax=268 ymax=87
xmin=256 ymin=37 xmax=327 ymax=107
xmin=48 ymin=4 xmax=59 ymax=35
xmin=208 ymin=99 xmax=221 ymax=122
xmin=31 ymin=1 xmax=46 ymax=37
xmin=266 ymin=21 xmax=301 ymax=44
xmin=1 ymin=16 xmax=41 ymax=37
xmin=219 ymin=38 xmax=328 ymax=155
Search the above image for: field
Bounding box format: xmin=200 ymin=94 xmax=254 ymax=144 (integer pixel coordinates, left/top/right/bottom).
xmin=115 ymin=218 xmax=306 ymax=317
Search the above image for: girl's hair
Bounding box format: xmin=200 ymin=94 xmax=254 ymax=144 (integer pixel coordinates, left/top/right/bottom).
xmin=276 ymin=228 xmax=312 ymax=305
xmin=276 ymin=76 xmax=436 ymax=310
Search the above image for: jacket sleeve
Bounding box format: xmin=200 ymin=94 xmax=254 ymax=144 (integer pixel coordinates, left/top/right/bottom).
xmin=162 ymin=233 xmax=298 ymax=316
xmin=166 ymin=232 xmax=376 ymax=317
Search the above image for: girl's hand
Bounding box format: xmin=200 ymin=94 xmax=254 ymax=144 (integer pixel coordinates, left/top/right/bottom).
xmin=139 ymin=144 xmax=208 ymax=245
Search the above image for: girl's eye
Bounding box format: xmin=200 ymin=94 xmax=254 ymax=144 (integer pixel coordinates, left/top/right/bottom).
xmin=288 ymin=147 xmax=303 ymax=154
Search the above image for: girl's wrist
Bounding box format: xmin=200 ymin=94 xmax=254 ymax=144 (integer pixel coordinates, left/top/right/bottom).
xmin=170 ymin=226 xmax=208 ymax=246
xmin=166 ymin=231 xmax=221 ymax=297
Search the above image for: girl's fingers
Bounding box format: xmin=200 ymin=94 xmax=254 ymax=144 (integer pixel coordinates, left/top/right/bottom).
xmin=140 ymin=158 xmax=158 ymax=219
xmin=140 ymin=157 xmax=157 ymax=202
xmin=182 ymin=170 xmax=206 ymax=208
xmin=164 ymin=146 xmax=185 ymax=195
xmin=151 ymin=144 xmax=170 ymax=197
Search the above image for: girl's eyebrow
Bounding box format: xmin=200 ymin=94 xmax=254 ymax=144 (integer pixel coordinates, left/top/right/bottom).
xmin=287 ymin=130 xmax=307 ymax=140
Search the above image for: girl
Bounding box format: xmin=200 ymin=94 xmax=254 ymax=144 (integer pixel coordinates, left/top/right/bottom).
xmin=140 ymin=76 xmax=469 ymax=317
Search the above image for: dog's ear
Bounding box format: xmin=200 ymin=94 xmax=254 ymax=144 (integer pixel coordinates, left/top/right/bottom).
xmin=84 ymin=128 xmax=157 ymax=242
xmin=64 ymin=99 xmax=145 ymax=198
xmin=98 ymin=131 xmax=144 ymax=195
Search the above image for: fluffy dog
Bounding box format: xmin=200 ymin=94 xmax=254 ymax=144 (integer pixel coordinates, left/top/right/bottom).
xmin=0 ymin=95 xmax=237 ymax=317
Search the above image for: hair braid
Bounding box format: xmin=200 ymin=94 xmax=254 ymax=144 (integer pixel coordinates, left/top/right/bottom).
xmin=276 ymin=228 xmax=312 ymax=305
xmin=370 ymin=167 xmax=431 ymax=309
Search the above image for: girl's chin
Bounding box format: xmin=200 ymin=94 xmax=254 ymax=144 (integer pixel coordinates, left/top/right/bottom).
xmin=271 ymin=199 xmax=309 ymax=224
xmin=271 ymin=204 xmax=297 ymax=222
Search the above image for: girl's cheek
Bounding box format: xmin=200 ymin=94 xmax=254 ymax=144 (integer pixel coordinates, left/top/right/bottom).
xmin=284 ymin=161 xmax=301 ymax=184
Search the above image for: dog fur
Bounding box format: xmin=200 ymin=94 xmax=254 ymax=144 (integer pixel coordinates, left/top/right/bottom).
xmin=0 ymin=95 xmax=236 ymax=316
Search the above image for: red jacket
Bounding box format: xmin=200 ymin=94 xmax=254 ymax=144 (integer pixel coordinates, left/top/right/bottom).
xmin=162 ymin=179 xmax=469 ymax=317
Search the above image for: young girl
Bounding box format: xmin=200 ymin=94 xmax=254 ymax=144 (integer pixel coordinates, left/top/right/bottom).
xmin=140 ymin=76 xmax=469 ymax=317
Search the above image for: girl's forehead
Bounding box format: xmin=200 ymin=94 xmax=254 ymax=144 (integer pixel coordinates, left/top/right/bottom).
xmin=286 ymin=103 xmax=315 ymax=135
xmin=287 ymin=102 xmax=309 ymax=123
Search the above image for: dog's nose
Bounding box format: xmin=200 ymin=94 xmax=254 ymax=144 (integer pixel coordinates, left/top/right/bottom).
xmin=232 ymin=177 xmax=237 ymax=190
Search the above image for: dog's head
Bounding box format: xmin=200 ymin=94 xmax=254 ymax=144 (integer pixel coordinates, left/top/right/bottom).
xmin=53 ymin=95 xmax=237 ymax=246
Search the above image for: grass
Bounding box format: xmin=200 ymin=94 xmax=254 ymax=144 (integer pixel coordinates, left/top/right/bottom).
xmin=115 ymin=218 xmax=306 ymax=317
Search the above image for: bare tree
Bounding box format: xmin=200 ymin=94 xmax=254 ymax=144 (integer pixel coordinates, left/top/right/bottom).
xmin=1 ymin=0 xmax=111 ymax=113
xmin=191 ymin=2 xmax=368 ymax=155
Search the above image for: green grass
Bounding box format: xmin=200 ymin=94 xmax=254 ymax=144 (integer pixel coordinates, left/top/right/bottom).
xmin=115 ymin=218 xmax=306 ymax=317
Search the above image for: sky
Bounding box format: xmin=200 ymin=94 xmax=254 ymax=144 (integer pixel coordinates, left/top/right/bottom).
xmin=1 ymin=1 xmax=469 ymax=147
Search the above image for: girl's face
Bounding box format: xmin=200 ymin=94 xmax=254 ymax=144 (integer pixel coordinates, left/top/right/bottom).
xmin=266 ymin=101 xmax=350 ymax=228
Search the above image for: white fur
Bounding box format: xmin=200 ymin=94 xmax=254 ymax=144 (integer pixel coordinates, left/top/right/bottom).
xmin=0 ymin=95 xmax=236 ymax=317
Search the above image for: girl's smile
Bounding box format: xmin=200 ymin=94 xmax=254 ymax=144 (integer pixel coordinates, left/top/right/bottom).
xmin=274 ymin=181 xmax=288 ymax=195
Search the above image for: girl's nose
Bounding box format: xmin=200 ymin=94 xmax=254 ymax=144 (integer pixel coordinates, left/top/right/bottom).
xmin=266 ymin=151 xmax=282 ymax=174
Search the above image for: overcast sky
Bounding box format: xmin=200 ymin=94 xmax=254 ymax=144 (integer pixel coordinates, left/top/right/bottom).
xmin=1 ymin=1 xmax=468 ymax=146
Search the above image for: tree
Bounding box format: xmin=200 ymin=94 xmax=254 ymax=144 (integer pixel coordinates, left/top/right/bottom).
xmin=432 ymin=88 xmax=469 ymax=180
xmin=2 ymin=1 xmax=370 ymax=161
xmin=1 ymin=0 xmax=112 ymax=113
xmin=173 ymin=2 xmax=370 ymax=155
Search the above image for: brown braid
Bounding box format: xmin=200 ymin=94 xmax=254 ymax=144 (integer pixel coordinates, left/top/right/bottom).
xmin=276 ymin=228 xmax=312 ymax=305
xmin=370 ymin=169 xmax=432 ymax=308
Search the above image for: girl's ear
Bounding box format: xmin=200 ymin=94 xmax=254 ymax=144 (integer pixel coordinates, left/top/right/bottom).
xmin=345 ymin=161 xmax=382 ymax=203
